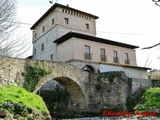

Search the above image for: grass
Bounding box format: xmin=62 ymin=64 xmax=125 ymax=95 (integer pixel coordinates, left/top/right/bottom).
xmin=0 ymin=85 xmax=49 ymax=114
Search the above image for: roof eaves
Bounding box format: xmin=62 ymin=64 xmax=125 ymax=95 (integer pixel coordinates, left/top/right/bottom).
xmin=30 ymin=3 xmax=99 ymax=30
xmin=54 ymin=32 xmax=139 ymax=49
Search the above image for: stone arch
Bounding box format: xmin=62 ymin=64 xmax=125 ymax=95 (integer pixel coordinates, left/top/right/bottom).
xmin=82 ymin=65 xmax=95 ymax=72
xmin=33 ymin=62 xmax=89 ymax=112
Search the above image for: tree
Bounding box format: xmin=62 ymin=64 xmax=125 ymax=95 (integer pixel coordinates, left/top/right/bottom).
xmin=142 ymin=42 xmax=160 ymax=67
xmin=0 ymin=0 xmax=31 ymax=57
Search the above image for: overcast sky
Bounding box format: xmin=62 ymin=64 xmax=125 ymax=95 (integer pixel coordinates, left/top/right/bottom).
xmin=17 ymin=0 xmax=160 ymax=69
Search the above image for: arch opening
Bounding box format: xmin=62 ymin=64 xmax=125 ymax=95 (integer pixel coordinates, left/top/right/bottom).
xmin=82 ymin=65 xmax=95 ymax=72
xmin=37 ymin=77 xmax=87 ymax=118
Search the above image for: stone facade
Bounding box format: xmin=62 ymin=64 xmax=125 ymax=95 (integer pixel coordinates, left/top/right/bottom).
xmin=32 ymin=6 xmax=97 ymax=42
xmin=32 ymin=3 xmax=97 ymax=61
xmin=31 ymin=3 xmax=149 ymax=79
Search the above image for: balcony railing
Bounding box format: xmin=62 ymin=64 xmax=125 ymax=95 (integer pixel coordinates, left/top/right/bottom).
xmin=113 ymin=57 xmax=119 ymax=63
xmin=101 ymin=55 xmax=107 ymax=61
xmin=84 ymin=52 xmax=92 ymax=60
xmin=125 ymin=59 xmax=130 ymax=64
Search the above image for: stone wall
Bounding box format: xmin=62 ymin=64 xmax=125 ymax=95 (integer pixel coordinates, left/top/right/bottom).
xmin=0 ymin=56 xmax=160 ymax=115
xmin=0 ymin=57 xmax=89 ymax=111
xmin=86 ymin=72 xmax=160 ymax=113
xmin=87 ymin=72 xmax=130 ymax=112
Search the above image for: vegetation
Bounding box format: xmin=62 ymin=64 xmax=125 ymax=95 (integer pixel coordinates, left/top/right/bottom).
xmin=126 ymin=90 xmax=145 ymax=112
xmin=24 ymin=62 xmax=51 ymax=92
xmin=39 ymin=84 xmax=70 ymax=118
xmin=135 ymin=87 xmax=160 ymax=111
xmin=0 ymin=85 xmax=50 ymax=119
xmin=100 ymin=71 xmax=132 ymax=89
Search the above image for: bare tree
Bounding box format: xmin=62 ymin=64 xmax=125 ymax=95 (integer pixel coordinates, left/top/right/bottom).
xmin=0 ymin=0 xmax=31 ymax=57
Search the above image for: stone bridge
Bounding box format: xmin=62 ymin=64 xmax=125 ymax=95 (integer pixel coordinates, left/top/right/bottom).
xmin=0 ymin=56 xmax=89 ymax=112
xmin=0 ymin=56 xmax=158 ymax=115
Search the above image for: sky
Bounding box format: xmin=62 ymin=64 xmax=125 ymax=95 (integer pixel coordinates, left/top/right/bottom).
xmin=17 ymin=0 xmax=160 ymax=69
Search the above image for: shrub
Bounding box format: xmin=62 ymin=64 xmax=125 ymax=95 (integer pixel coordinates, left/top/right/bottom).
xmin=135 ymin=87 xmax=160 ymax=111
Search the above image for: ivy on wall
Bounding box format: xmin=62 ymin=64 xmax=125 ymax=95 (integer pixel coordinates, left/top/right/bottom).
xmin=24 ymin=62 xmax=51 ymax=92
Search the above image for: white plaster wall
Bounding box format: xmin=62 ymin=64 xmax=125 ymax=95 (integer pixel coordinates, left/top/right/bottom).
xmin=124 ymin=67 xmax=148 ymax=79
xmin=69 ymin=61 xmax=148 ymax=79
xmin=99 ymin=64 xmax=148 ymax=79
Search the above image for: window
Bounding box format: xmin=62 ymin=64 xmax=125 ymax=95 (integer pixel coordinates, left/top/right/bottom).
xmin=113 ymin=51 xmax=118 ymax=63
xmin=52 ymin=18 xmax=54 ymax=25
xmin=34 ymin=33 xmax=37 ymax=39
xmin=84 ymin=45 xmax=91 ymax=60
xmin=113 ymin=51 xmax=118 ymax=58
xmin=41 ymin=44 xmax=44 ymax=51
xmin=42 ymin=26 xmax=45 ymax=33
xmin=100 ymin=48 xmax=106 ymax=61
xmin=85 ymin=45 xmax=90 ymax=53
xmin=33 ymin=49 xmax=36 ymax=56
xmin=86 ymin=23 xmax=89 ymax=30
xmin=64 ymin=18 xmax=69 ymax=24
xmin=50 ymin=54 xmax=53 ymax=61
xmin=124 ymin=53 xmax=129 ymax=64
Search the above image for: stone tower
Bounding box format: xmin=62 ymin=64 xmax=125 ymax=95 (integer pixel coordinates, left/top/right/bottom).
xmin=30 ymin=3 xmax=98 ymax=61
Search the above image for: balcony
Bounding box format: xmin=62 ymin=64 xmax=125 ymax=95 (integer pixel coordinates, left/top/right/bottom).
xmin=125 ymin=59 xmax=130 ymax=64
xmin=84 ymin=52 xmax=92 ymax=60
xmin=113 ymin=57 xmax=119 ymax=63
xmin=101 ymin=55 xmax=107 ymax=62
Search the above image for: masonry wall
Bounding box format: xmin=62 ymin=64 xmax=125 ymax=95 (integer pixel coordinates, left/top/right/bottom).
xmin=86 ymin=72 xmax=158 ymax=112
xmin=0 ymin=57 xmax=158 ymax=114
xmin=56 ymin=7 xmax=96 ymax=35
xmin=87 ymin=72 xmax=130 ymax=112
xmin=33 ymin=27 xmax=58 ymax=61
xmin=32 ymin=6 xmax=97 ymax=43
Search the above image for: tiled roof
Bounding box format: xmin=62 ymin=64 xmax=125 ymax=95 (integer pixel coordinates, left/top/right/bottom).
xmin=54 ymin=32 xmax=139 ymax=49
